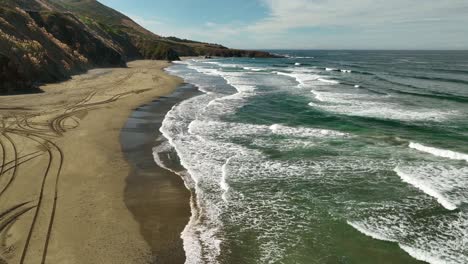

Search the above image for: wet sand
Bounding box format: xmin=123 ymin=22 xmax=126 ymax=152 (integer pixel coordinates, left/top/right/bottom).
xmin=0 ymin=61 xmax=183 ymax=264
xmin=121 ymin=84 xmax=200 ymax=263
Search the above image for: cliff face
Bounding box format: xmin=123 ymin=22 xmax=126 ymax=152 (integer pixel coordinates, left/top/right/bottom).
xmin=0 ymin=0 xmax=276 ymax=94
xmin=0 ymin=6 xmax=92 ymax=93
xmin=27 ymin=11 xmax=126 ymax=67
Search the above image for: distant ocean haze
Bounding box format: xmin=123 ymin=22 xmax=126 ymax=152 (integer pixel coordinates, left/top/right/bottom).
xmin=157 ymin=50 xmax=468 ymax=264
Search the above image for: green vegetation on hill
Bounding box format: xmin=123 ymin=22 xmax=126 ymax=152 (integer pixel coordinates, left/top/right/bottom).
xmin=0 ymin=0 xmax=277 ymax=94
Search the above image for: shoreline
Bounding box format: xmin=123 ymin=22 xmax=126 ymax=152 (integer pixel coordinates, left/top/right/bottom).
xmin=0 ymin=60 xmax=184 ymax=264
xmin=121 ymin=83 xmax=201 ymax=263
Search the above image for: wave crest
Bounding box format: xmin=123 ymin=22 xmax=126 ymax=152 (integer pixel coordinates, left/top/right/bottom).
xmin=409 ymin=142 xmax=468 ymax=162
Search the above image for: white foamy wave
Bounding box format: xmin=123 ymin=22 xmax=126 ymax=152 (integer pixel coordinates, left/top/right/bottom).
xmin=188 ymin=120 xmax=348 ymax=140
xmin=204 ymin=61 xmax=223 ymax=65
xmin=289 ymin=67 xmax=320 ymax=73
xmin=347 ymin=221 xmax=397 ymax=242
xmin=224 ymin=155 xmax=408 ymax=263
xmin=220 ymin=156 xmax=235 ymax=202
xmin=202 ymin=77 xmax=257 ymax=116
xmin=152 ymin=141 xmax=196 ymax=190
xmin=243 ymin=66 xmax=263 ymax=72
xmin=219 ymin=72 xmax=258 ymax=94
xmin=409 ymin=142 xmax=468 ymax=162
xmin=204 ymin=61 xmax=239 ymax=68
xmin=276 ymin=71 xmax=322 ymax=88
xmin=181 ymin=196 xmax=203 ymax=264
xmin=317 ymin=78 xmax=340 ymax=84
xmin=294 ymin=62 xmax=301 ymax=66
xmin=308 ymin=91 xmax=454 ymax=121
xmin=159 ymin=95 xmax=229 ymax=263
xmin=394 ymin=166 xmax=457 ymax=210
xmin=324 ymin=67 xmax=351 ymax=73
xmin=251 ymin=137 xmax=317 ymax=151
xmin=198 ymin=86 xmax=213 ymax=94
xmin=188 ymin=64 xmax=259 ymax=96
xmin=155 ymin=98 xmax=225 ymax=264
xmin=231 ymin=84 xmax=256 ymax=94
xmin=354 ymin=85 xmax=360 ymax=88
xmin=395 ymin=164 xmax=468 ymax=210
xmin=226 ymin=157 xmax=311 ymax=263
xmin=167 ymin=63 xmax=222 ymax=94
xmin=276 ymin=72 xmax=305 ymax=87
xmin=166 ymin=59 xmax=468 ymax=264
xmin=187 ymin=65 xmax=223 ymax=77
xmin=349 ymin=217 xmax=468 ymax=264
xmin=269 ymin=124 xmax=347 ymax=137
xmin=273 ymin=53 xmax=288 ymax=57
xmin=399 ymin=244 xmax=453 ymax=264
xmin=166 ymin=60 xmax=338 ymax=262
xmin=204 ymin=92 xmax=251 ymax=117
xmin=160 ymin=61 xmax=290 ymax=261
xmin=172 ymin=60 xmax=188 ymax=64
xmin=152 ymin=140 xmax=178 ymax=172
xmin=348 ymin=203 xmax=468 ymax=264
xmin=311 ymin=90 xmax=324 ymax=101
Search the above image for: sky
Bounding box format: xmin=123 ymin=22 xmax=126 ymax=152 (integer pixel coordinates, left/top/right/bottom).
xmin=99 ymin=0 xmax=468 ymax=50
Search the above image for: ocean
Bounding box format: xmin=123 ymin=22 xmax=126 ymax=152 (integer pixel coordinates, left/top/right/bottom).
xmin=156 ymin=50 xmax=468 ymax=264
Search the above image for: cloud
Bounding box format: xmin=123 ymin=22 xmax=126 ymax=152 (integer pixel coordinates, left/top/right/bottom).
xmin=248 ymin=0 xmax=468 ymax=33
xmin=119 ymin=1 xmax=468 ymax=50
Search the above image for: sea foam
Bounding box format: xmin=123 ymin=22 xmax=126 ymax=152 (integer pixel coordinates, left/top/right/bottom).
xmin=399 ymin=244 xmax=452 ymax=264
xmin=276 ymin=71 xmax=337 ymax=87
xmin=310 ymin=90 xmax=325 ymax=101
xmin=347 ymin=221 xmax=397 ymax=243
xmin=394 ymin=166 xmax=457 ymax=210
xmin=409 ymin=142 xmax=468 ymax=162
xmin=317 ymin=78 xmax=340 ymax=84
xmin=307 ymin=91 xmax=454 ymax=122
xmin=349 ymin=214 xmax=468 ymax=264
xmin=395 ymin=162 xmax=468 ymax=211
xmin=165 ymin=57 xmax=468 ymax=264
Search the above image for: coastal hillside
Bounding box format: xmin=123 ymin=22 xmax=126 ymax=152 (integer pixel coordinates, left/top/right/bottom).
xmin=0 ymin=0 xmax=275 ymax=93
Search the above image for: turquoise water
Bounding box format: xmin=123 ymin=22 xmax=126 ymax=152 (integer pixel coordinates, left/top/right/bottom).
xmin=158 ymin=51 xmax=468 ymax=264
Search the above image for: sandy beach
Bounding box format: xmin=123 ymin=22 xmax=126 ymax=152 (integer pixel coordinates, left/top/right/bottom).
xmin=0 ymin=60 xmax=187 ymax=264
xmin=121 ymin=83 xmax=200 ymax=263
